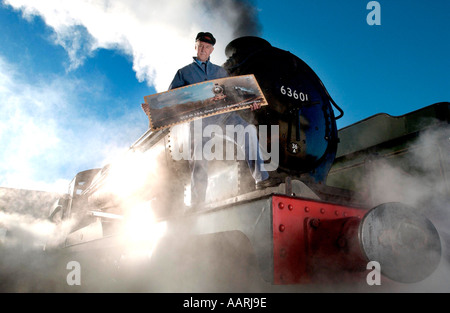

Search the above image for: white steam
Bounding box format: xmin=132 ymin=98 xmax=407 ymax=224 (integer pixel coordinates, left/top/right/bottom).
xmin=363 ymin=125 xmax=450 ymax=291
xmin=0 ymin=210 xmax=71 ymax=249
xmin=4 ymin=0 xmax=260 ymax=92
xmin=367 ymin=125 xmax=450 ymax=212
xmin=0 ymin=56 xmax=144 ymax=193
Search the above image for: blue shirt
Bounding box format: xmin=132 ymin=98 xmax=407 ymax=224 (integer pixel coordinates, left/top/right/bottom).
xmin=168 ymin=57 xmax=228 ymax=90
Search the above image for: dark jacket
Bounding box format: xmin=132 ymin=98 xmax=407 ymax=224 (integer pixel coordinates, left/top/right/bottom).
xmin=169 ymin=57 xmax=228 ymax=90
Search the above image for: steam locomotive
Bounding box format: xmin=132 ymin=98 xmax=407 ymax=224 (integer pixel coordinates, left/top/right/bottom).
xmin=47 ymin=37 xmax=448 ymax=292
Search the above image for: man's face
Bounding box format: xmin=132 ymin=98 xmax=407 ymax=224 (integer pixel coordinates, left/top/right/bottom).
xmin=195 ymin=40 xmax=214 ymax=62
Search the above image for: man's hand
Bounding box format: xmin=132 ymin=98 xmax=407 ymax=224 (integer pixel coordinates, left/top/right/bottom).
xmin=250 ymin=102 xmax=262 ymax=111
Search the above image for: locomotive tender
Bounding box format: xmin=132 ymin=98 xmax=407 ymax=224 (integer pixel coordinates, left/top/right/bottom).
xmin=48 ymin=37 xmax=447 ymax=291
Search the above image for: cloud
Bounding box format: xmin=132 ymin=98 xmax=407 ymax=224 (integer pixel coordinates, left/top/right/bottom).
xmin=4 ymin=0 xmax=261 ymax=92
xmin=0 ymin=56 xmax=145 ymax=193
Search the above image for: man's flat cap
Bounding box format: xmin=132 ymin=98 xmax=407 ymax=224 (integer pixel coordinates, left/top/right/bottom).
xmin=196 ymin=32 xmax=216 ymax=45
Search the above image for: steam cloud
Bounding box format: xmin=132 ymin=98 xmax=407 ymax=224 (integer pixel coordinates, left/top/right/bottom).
xmin=3 ymin=0 xmax=261 ymax=92
xmin=358 ymin=125 xmax=450 ymax=291
xmin=0 ymin=56 xmax=144 ymax=193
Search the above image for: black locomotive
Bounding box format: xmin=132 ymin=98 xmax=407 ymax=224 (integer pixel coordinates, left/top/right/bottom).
xmin=45 ymin=36 xmax=448 ymax=292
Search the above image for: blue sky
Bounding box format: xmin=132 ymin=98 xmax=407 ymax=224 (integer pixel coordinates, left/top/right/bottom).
xmin=0 ymin=0 xmax=448 ymax=192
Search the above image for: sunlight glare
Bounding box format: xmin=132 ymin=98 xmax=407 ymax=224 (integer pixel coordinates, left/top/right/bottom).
xmin=122 ymin=201 xmax=167 ymax=258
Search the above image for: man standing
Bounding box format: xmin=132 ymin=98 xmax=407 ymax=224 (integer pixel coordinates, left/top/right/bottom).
xmin=169 ymin=32 xmax=274 ymax=209
xmin=169 ymin=32 xmax=227 ymax=89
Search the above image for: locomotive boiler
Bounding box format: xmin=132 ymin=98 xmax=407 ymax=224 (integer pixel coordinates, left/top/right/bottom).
xmin=223 ymin=36 xmax=343 ymax=184
xmin=46 ymin=36 xmax=447 ymax=292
